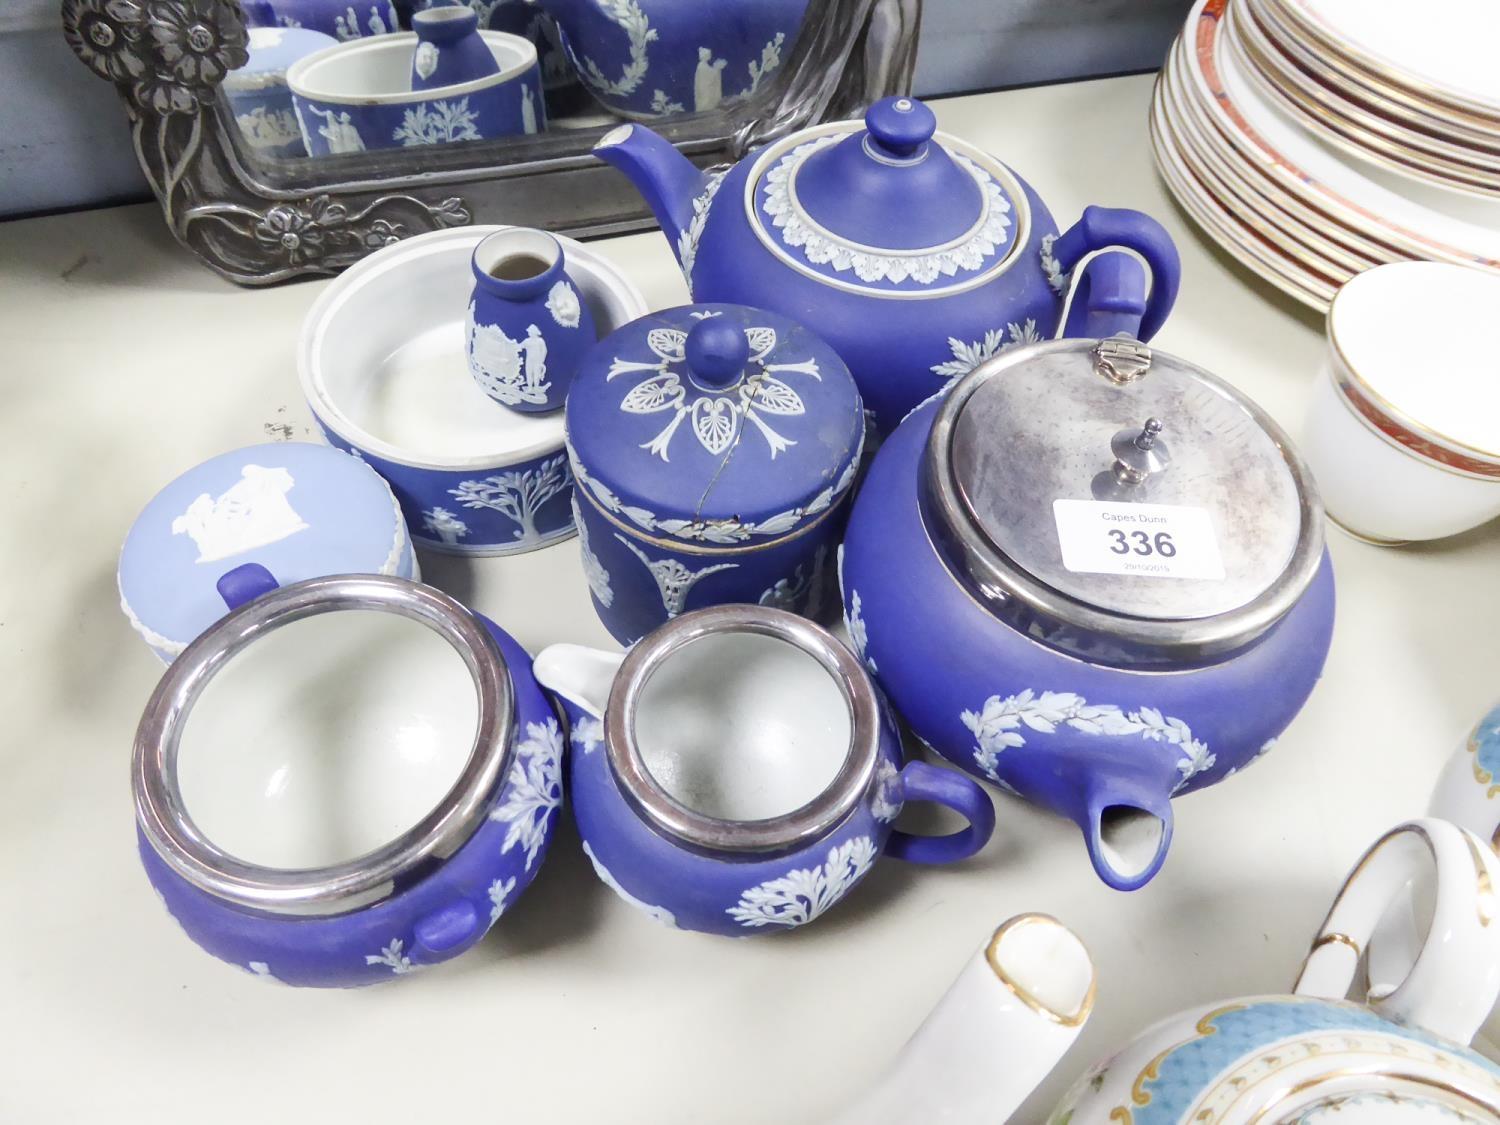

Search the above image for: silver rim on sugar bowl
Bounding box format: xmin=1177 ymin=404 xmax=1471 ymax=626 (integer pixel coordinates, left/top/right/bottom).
xmin=133 ymin=574 xmax=516 ymax=916
xmin=604 ymin=604 xmax=880 ymax=855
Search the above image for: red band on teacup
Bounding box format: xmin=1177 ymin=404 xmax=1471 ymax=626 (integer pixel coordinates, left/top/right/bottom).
xmin=1331 ymin=366 xmax=1500 ymax=480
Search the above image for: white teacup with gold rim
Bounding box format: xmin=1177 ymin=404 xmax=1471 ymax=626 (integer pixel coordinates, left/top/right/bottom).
xmin=1302 ymin=261 xmax=1500 ymax=545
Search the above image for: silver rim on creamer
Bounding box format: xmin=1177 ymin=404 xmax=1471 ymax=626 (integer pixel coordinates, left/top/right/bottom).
xmin=922 ymin=336 xmax=1326 ymax=666
xmin=604 ymin=604 xmax=880 ymax=854
xmin=132 ymin=574 xmax=515 ymax=916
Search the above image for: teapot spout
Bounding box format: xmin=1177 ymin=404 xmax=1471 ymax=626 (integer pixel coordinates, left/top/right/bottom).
xmin=533 ymin=643 xmax=623 ymax=720
xmin=828 ymin=915 xmax=1096 ymax=1125
xmin=1083 ymin=788 xmax=1174 ymax=892
xmin=594 ymin=124 xmax=708 ymax=267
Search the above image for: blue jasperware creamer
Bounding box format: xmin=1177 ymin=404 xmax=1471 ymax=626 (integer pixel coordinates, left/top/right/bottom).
xmin=565 ymin=303 xmax=863 ymax=644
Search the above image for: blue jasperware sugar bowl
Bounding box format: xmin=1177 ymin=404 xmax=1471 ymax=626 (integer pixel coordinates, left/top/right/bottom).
xmin=534 ymin=605 xmax=995 ymax=937
xmin=595 ymin=95 xmax=1182 ymax=434
xmin=565 ymin=304 xmax=863 ymax=645
xmin=118 ymin=442 xmax=416 ymax=663
xmin=134 ymin=574 xmax=562 ymax=987
xmin=839 ymin=337 xmax=1336 ymax=891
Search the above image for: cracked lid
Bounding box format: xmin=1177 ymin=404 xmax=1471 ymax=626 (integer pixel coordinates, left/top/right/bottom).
xmin=566 ymin=304 xmax=864 ymax=546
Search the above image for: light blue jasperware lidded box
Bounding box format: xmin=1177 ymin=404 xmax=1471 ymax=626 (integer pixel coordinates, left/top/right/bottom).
xmin=224 ymin=25 xmax=338 ymax=159
xmin=118 ymin=442 xmax=417 ymax=662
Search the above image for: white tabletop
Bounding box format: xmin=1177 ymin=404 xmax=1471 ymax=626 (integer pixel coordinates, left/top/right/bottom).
xmin=3 ymin=73 xmax=1498 ymax=1123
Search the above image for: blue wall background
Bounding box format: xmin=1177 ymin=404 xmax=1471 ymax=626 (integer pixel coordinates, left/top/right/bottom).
xmin=0 ymin=0 xmax=1189 ymax=218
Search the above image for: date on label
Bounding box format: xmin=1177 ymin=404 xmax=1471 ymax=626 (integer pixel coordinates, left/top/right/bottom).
xmin=1052 ymin=499 xmax=1225 ymax=580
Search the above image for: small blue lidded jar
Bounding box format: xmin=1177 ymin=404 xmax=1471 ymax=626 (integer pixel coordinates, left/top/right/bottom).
xmin=564 ymin=303 xmax=864 ymax=644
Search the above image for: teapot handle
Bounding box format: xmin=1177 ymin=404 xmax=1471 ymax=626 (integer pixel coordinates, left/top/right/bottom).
xmin=883 ymin=760 xmax=996 ymax=865
xmin=1050 ymin=205 xmax=1182 ymax=342
xmin=1292 ymin=817 xmax=1500 ymax=1045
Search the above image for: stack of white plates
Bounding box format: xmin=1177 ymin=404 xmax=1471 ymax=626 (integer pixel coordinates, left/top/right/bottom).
xmin=1152 ymin=0 xmax=1500 ymax=311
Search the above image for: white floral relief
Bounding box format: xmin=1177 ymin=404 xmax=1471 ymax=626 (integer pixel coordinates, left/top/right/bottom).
xmin=746 ymin=32 xmax=785 ymax=94
xmin=836 ymin=545 xmax=877 ymax=673
xmin=365 ymin=937 xmax=419 ymax=975
xmin=545 ymin=280 xmax=582 ymax=328
xmin=236 ymin=105 xmax=301 ymax=151
xmin=421 ymin=506 xmax=469 ymax=545
xmin=758 ymin=545 xmax=828 ymax=618
xmin=617 ymin=534 xmax=737 ymax=617
xmin=570 ymin=435 xmax=859 ymax=544
xmin=961 ymin=692 xmax=1214 ymax=794
xmin=606 ymin=324 xmax=820 ymax=461
xmin=726 ymin=836 xmax=878 ymax=929
xmin=583 ymin=841 xmax=677 ymax=927
xmin=489 ymin=718 xmax=564 ymax=870
xmin=571 ymin=715 xmax=604 ymax=755
xmin=393 ymin=97 xmax=481 ymax=146
xmin=171 ymin=463 xmax=309 ymax=563
xmin=488 ymin=876 xmax=517 ymax=924
xmin=650 ymin=89 xmax=684 ymax=115
xmin=574 ymin=500 xmax=613 ymax=608
xmin=762 ymin=138 xmax=1012 ymax=285
xmin=1040 ymin=233 xmax=1067 ymax=295
xmin=574 ymin=0 xmax=653 ymax=98
xmin=930 ymin=318 xmax=1042 ymax=382
xmin=676 ymin=169 xmax=725 ymax=288
xmin=870 ymin=759 xmax=902 ymax=823
xmin=450 ymin=454 xmax=570 ymax=544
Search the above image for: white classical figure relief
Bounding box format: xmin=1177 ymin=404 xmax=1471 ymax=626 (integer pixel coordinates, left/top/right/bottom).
xmin=414 ymin=41 xmax=438 ymax=80
xmin=726 ymin=836 xmax=878 ymax=928
xmin=172 ymin=464 xmax=309 ymax=563
xmin=930 ymin=319 xmax=1043 ymax=382
xmin=489 ymin=718 xmax=564 ymax=870
xmin=307 ymin=105 xmax=366 ymax=153
xmin=521 ymin=85 xmax=538 ymax=134
xmin=961 ymin=692 xmax=1214 ymax=793
xmin=364 ymin=937 xmax=419 ymax=974
xmin=692 ymin=46 xmax=727 ymax=111
xmin=393 ymin=97 xmax=481 ymax=146
xmin=583 ymin=841 xmax=677 ymax=927
xmin=545 ymin=280 xmax=581 ymax=328
xmin=421 ymin=506 xmax=469 ymax=545
xmin=574 ymin=503 xmax=613 ymax=608
xmin=617 ymin=534 xmax=737 ymax=617
xmin=487 ymin=876 xmax=517 ymax=924
xmin=607 ymin=324 xmax=819 ymax=461
xmin=236 ymin=105 xmax=301 ymax=150
xmin=450 ymin=454 xmax=570 ymax=543
xmin=467 ymin=305 xmax=552 ymax=406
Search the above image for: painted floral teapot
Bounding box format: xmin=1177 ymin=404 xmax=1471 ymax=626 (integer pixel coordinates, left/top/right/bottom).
xmin=594 ymin=95 xmax=1182 ymax=432
xmin=834 ymin=819 xmax=1500 ymax=1123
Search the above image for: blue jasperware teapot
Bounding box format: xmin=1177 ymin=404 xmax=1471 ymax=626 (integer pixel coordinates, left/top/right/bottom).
xmin=595 ymin=95 xmax=1182 ymax=433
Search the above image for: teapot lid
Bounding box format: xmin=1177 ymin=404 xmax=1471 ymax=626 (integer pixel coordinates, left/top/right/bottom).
xmin=567 ymin=304 xmax=864 ymax=546
xmin=745 ymin=96 xmax=1030 ymax=297
xmin=922 ymin=337 xmax=1324 ymax=666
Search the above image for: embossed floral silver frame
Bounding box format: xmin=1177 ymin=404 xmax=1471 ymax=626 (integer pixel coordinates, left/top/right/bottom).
xmin=61 ymin=0 xmax=921 ymax=285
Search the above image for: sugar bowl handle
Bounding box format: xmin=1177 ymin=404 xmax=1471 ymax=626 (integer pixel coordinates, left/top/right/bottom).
xmin=1051 ymin=205 xmax=1182 ymax=342
xmin=883 ymin=760 xmax=996 ymax=865
xmin=1293 ymin=817 xmax=1500 ymax=1045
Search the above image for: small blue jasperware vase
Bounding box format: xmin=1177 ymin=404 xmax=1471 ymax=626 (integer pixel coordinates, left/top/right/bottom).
xmin=565 ymin=303 xmax=863 ymax=645
xmin=134 ymin=574 xmax=563 ymax=987
xmin=838 ymin=337 xmax=1336 ymax=892
xmin=118 ymin=442 xmax=417 ymax=663
xmin=467 ymin=228 xmax=597 ymax=414
xmin=595 ymin=95 xmax=1183 ymax=434
xmin=410 ymin=5 xmax=498 ymax=91
xmin=534 ymin=605 xmax=995 ymax=937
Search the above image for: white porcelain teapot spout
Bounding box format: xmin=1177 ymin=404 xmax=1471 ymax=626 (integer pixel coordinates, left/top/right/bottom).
xmin=532 ymin=643 xmax=623 ymax=722
xmin=829 ymin=914 xmax=1096 ymax=1125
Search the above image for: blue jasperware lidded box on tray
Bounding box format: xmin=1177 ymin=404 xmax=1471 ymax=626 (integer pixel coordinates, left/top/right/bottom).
xmin=565 ymin=303 xmax=863 ymax=645
xmin=118 ymin=442 xmax=417 ymax=662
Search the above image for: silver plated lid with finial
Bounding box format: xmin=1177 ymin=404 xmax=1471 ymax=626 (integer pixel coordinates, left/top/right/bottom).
xmin=921 ymin=336 xmax=1324 ymax=666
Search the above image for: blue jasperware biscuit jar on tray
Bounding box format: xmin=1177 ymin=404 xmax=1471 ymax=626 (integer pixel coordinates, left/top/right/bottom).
xmin=565 ymin=304 xmax=863 ymax=645
xmin=118 ymin=442 xmax=417 ymax=662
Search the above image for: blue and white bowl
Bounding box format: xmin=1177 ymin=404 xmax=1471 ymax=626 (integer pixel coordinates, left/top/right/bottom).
xmin=118 ymin=441 xmax=417 ymax=663
xmin=298 ymin=225 xmax=648 ymax=556
xmin=287 ymin=30 xmax=543 ymax=156
xmin=225 ymin=26 xmax=338 ymax=158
